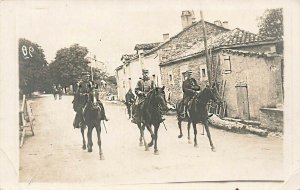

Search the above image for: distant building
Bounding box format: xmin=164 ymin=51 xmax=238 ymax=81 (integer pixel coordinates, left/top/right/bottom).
xmin=116 ymin=10 xmax=284 ymax=124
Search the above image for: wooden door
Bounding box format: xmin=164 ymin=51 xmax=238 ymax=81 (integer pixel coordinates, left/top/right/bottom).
xmin=235 ymin=83 xmax=250 ymax=120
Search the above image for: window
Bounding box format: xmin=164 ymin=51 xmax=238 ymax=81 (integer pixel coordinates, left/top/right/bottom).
xmin=169 ymin=74 xmax=173 ymax=82
xmin=199 ymin=65 xmax=208 ymax=81
xmin=201 ymin=69 xmax=206 ymax=77
xmin=223 ymin=55 xmax=231 ymax=74
xmin=167 ymin=71 xmax=174 ymax=85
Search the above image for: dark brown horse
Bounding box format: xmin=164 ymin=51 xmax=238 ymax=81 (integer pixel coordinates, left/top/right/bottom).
xmin=136 ymin=87 xmax=169 ymax=155
xmin=81 ymin=89 xmax=105 ymax=160
xmin=176 ymin=86 xmax=221 ymax=151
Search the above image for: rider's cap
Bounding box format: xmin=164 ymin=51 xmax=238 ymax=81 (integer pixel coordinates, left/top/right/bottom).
xmin=186 ymin=70 xmax=192 ymax=74
xmin=81 ymin=71 xmax=90 ymax=76
xmin=142 ymin=69 xmax=149 ymax=74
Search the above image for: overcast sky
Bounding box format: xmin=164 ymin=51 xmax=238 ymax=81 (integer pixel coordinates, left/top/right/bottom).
xmin=16 ymin=0 xmax=282 ymax=75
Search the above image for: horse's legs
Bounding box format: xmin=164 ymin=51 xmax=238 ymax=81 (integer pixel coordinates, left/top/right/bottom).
xmin=192 ymin=122 xmax=198 ymax=147
xmin=142 ymin=123 xmax=149 ymax=151
xmin=81 ymin=126 xmax=86 ymax=150
xmin=96 ymin=123 xmax=104 ymax=160
xmin=154 ymin=125 xmax=159 ymax=155
xmin=146 ymin=124 xmax=155 ymax=148
xmin=137 ymin=123 xmax=143 ymax=146
xmin=187 ymin=121 xmax=191 ymax=144
xmin=87 ymin=126 xmax=93 ymax=152
xmin=178 ymin=118 xmax=183 ymax=138
xmin=138 ymin=123 xmax=148 ymax=151
xmin=204 ymin=120 xmax=216 ymax=152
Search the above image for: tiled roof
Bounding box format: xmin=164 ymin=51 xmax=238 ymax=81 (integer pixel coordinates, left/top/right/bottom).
xmin=134 ymin=42 xmax=162 ymax=50
xmin=115 ymin=65 xmax=123 ymax=71
xmin=222 ymin=49 xmax=281 ymax=58
xmin=209 ymin=28 xmax=275 ymax=47
xmin=121 ymin=54 xmax=136 ymax=61
xmin=160 ymin=28 xmax=278 ymax=64
xmin=144 ymin=20 xmax=230 ymax=56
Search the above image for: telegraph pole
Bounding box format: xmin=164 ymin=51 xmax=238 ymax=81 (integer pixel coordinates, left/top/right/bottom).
xmin=200 ymin=10 xmax=211 ymax=85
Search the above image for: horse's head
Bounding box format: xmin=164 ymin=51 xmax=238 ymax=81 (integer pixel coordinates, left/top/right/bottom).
xmin=88 ymin=88 xmax=99 ymax=110
xmin=148 ymin=86 xmax=169 ymax=112
xmin=196 ymin=85 xmax=221 ymax=104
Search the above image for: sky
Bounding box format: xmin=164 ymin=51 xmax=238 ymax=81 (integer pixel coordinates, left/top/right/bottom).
xmin=16 ymin=0 xmax=282 ymax=75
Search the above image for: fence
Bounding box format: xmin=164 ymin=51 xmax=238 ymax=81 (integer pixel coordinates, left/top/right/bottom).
xmin=19 ymin=95 xmax=35 ymax=148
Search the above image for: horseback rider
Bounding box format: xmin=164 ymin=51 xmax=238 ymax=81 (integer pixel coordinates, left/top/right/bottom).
xmin=131 ymin=69 xmax=164 ymax=124
xmin=72 ymin=71 xmax=108 ymax=129
xmin=181 ymin=69 xmax=200 ymax=118
xmin=125 ymin=88 xmax=136 ymax=119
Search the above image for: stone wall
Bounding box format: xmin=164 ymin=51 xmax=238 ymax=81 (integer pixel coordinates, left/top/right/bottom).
xmin=230 ymin=44 xmax=277 ymax=53
xmin=159 ymin=22 xmax=228 ymax=62
xmin=160 ymin=55 xmax=208 ymax=104
xmin=259 ymin=108 xmax=283 ymax=132
xmin=219 ymin=53 xmax=283 ymax=119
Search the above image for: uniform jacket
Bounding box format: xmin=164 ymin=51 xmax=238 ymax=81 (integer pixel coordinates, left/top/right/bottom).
xmin=134 ymin=78 xmax=155 ymax=104
xmin=182 ymin=78 xmax=200 ymax=102
xmin=135 ymin=79 xmax=155 ymax=97
xmin=73 ymin=80 xmax=95 ymax=112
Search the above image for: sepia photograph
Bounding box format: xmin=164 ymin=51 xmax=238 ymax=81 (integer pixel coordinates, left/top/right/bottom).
xmin=0 ymin=0 xmax=300 ymax=190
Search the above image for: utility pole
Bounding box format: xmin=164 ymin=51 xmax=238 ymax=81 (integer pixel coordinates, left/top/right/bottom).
xmin=200 ymin=10 xmax=211 ymax=85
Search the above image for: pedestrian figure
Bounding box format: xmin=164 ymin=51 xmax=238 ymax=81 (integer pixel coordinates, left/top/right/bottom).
xmin=125 ymin=88 xmax=136 ymax=119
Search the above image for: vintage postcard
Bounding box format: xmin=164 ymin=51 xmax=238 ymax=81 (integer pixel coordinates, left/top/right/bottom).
xmin=0 ymin=0 xmax=300 ymax=189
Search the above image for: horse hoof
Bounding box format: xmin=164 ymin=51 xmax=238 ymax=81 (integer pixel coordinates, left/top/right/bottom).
xmin=194 ymin=144 xmax=198 ymax=148
xmin=154 ymin=150 xmax=159 ymax=155
xmin=211 ymin=147 xmax=216 ymax=152
xmin=100 ymin=154 xmax=105 ymax=160
xmin=148 ymin=142 xmax=153 ymax=147
xmin=139 ymin=142 xmax=143 ymax=146
xmin=188 ymin=140 xmax=191 ymax=144
xmin=178 ymin=134 xmax=183 ymax=138
xmin=82 ymin=145 xmax=86 ymax=150
xmin=88 ymin=148 xmax=92 ymax=152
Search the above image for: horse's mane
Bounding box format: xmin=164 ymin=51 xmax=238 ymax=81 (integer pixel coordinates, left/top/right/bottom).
xmin=195 ymin=87 xmax=212 ymax=105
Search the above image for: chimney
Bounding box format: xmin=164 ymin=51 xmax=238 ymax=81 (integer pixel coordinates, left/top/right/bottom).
xmin=181 ymin=10 xmax=195 ymax=29
xmin=163 ymin=33 xmax=169 ymax=41
xmin=222 ymin=21 xmax=229 ymax=29
xmin=214 ymin=20 xmax=222 ymax=26
xmin=192 ymin=17 xmax=196 ymax=24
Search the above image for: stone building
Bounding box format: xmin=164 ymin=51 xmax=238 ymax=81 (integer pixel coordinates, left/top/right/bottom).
xmin=115 ymin=42 xmax=162 ymax=101
xmin=160 ymin=27 xmax=283 ymax=121
xmin=116 ymin=10 xmax=284 ymax=129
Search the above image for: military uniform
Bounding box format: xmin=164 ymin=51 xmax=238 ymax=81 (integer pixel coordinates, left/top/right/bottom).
xmin=73 ymin=72 xmax=108 ymax=129
xmin=131 ymin=69 xmax=155 ymax=124
xmin=181 ymin=70 xmax=200 ymax=117
xmin=125 ymin=89 xmax=136 ymax=119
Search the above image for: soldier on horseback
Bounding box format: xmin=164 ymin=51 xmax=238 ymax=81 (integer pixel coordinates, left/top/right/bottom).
xmin=131 ymin=69 xmax=164 ymax=124
xmin=181 ymin=69 xmax=200 ymax=118
xmin=73 ymin=71 xmax=108 ymax=129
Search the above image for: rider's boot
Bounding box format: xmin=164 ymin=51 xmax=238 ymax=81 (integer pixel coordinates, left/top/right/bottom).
xmin=180 ymin=106 xmax=186 ymax=118
xmin=98 ymin=102 xmax=109 ymax=121
xmin=131 ymin=105 xmax=138 ymax=124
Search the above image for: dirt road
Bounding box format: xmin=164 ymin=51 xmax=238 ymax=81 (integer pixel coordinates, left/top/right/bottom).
xmin=19 ymin=95 xmax=283 ymax=185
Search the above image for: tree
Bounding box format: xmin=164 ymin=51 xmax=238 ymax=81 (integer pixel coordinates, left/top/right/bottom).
xmin=258 ymin=8 xmax=283 ymax=39
xmin=49 ymin=44 xmax=90 ymax=87
xmin=19 ymin=38 xmax=48 ymax=95
xmin=258 ymin=8 xmax=283 ymax=54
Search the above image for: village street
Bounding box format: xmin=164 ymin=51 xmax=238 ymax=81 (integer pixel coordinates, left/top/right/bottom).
xmin=19 ymin=94 xmax=283 ymax=186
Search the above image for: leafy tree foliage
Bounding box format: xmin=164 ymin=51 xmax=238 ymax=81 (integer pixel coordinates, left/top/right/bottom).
xmin=258 ymin=8 xmax=283 ymax=53
xmin=49 ymin=44 xmax=90 ymax=87
xmin=258 ymin=8 xmax=283 ymax=39
xmin=19 ymin=38 xmax=48 ymax=95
